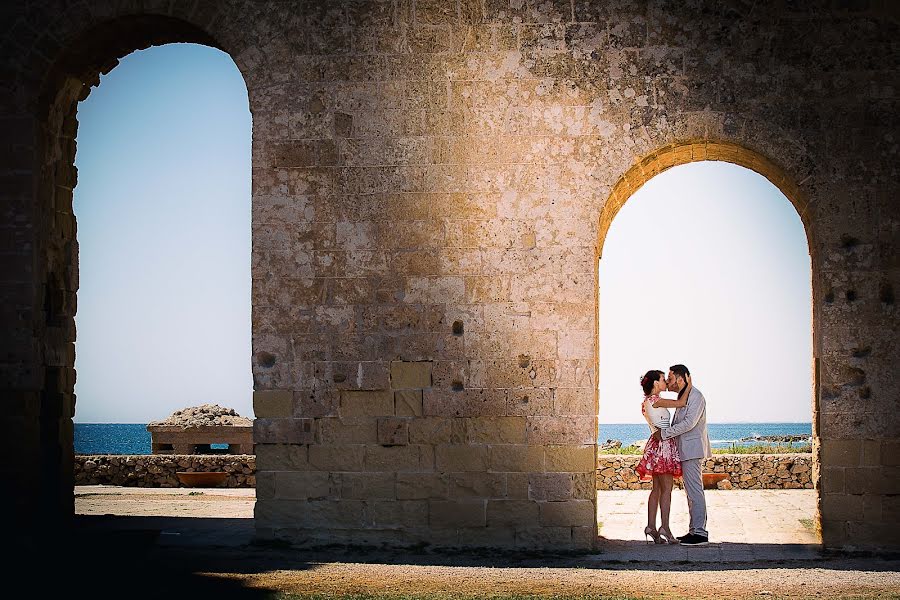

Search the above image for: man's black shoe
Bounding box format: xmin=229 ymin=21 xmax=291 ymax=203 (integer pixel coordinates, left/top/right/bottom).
xmin=679 ymin=533 xmax=709 ymax=546
xmin=676 ymin=533 xmax=690 ymax=542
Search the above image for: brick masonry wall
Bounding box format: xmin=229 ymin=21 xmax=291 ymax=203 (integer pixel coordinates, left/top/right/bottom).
xmin=1 ymin=1 xmax=897 ymax=551
xmin=596 ymin=454 xmax=813 ymax=491
xmin=74 ymin=455 xmax=255 ymax=488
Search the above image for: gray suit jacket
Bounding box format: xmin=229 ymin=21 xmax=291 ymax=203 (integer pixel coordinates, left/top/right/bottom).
xmin=661 ymin=386 xmax=711 ymax=461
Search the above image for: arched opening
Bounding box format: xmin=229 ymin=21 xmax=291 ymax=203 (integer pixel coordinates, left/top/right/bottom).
xmin=72 ymin=43 xmax=252 ymax=442
xmin=595 ymin=142 xmax=819 ymax=550
xmin=30 ymin=14 xmax=249 ymax=530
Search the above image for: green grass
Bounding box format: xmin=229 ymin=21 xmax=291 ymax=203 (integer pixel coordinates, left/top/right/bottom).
xmin=601 ymin=444 xmax=811 ymax=455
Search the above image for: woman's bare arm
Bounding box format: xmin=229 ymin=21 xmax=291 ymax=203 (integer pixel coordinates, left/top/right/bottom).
xmin=653 ymin=397 xmax=685 ymax=408
xmin=653 ymin=383 xmax=691 ymax=408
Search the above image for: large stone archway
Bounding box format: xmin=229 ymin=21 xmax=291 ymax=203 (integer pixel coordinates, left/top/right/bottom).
xmin=2 ymin=1 xmax=897 ymax=551
xmin=596 ymin=140 xmax=819 ymax=536
xmin=1 ymin=6 xmax=249 ymax=533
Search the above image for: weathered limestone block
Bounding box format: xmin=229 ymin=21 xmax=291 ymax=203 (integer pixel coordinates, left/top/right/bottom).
xmin=821 ymin=439 xmax=862 ymax=466
xmin=449 ymin=472 xmax=507 ymax=498
xmin=316 ymin=417 xmax=378 ymax=444
xmin=396 ymin=472 xmax=449 ymax=500
xmin=409 ymin=416 xmax=465 ymax=444
xmin=371 ymin=500 xmax=429 ymax=529
xmin=377 ymin=417 xmax=410 ymax=446
xmin=436 ymin=444 xmax=489 ymax=472
xmin=390 ymin=360 xmax=434 ymax=389
xmin=340 ymin=390 xmax=394 ymax=417
xmin=545 ymin=445 xmax=596 ymax=472
xmin=308 ymin=445 xmax=366 ymax=472
xmin=394 ymin=389 xmax=424 ymax=416
xmin=515 ymin=526 xmax=573 ymax=548
xmin=340 ymin=472 xmax=395 ymax=499
xmin=539 ymin=500 xmax=596 ymax=527
xmin=365 ymin=444 xmax=434 ymax=472
xmin=458 ymin=526 xmax=516 ymax=548
xmin=465 ymin=416 xmax=526 ymax=444
xmin=429 ymin=500 xmax=487 ymax=528
xmin=507 ymin=387 xmax=554 ymax=416
xmin=529 ymin=473 xmax=574 ymax=501
xmin=553 ymin=388 xmax=595 ymax=415
xmin=253 ymin=390 xmax=293 ymax=417
xmin=276 ymin=471 xmax=336 ymax=500
xmin=525 ymin=416 xmax=595 ymax=445
xmin=488 ymin=444 xmax=544 ymax=472
xmin=423 ymin=388 xmax=507 ymax=417
xmin=293 ymin=388 xmax=340 ymax=419
xmin=254 ymin=418 xmax=315 ymax=444
xmin=487 ymin=499 xmax=540 ymax=526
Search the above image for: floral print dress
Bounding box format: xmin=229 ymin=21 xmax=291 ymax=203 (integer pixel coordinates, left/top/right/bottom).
xmin=635 ymin=394 xmax=683 ymax=481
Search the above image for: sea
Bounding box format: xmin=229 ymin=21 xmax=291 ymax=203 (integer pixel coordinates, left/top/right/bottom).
xmin=74 ymin=422 xmax=813 ymax=455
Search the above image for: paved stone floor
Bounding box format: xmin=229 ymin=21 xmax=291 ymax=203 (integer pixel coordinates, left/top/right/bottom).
xmin=596 ymin=488 xmax=821 ymax=562
xmin=75 ymin=486 xmax=823 ymax=563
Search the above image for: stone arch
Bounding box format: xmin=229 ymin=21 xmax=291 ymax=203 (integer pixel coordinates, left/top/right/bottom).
xmin=26 ymin=11 xmax=246 ymax=530
xmin=598 ymin=140 xmax=814 ymax=260
xmin=595 ymin=139 xmax=821 ymax=539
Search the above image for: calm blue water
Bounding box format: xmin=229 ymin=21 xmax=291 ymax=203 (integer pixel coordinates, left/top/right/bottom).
xmin=75 ymin=422 xmax=812 ymax=455
xmin=600 ymin=422 xmax=812 ymax=449
xmin=76 ymin=423 xmax=151 ymax=454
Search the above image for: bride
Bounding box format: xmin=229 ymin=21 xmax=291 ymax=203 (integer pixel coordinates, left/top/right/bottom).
xmin=636 ymin=369 xmax=689 ymax=544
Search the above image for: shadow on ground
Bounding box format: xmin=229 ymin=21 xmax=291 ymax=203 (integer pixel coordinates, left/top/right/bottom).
xmin=12 ymin=514 xmax=899 ymax=599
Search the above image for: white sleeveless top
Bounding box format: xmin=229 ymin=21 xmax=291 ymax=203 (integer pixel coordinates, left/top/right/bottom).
xmin=642 ymin=395 xmax=671 ymax=432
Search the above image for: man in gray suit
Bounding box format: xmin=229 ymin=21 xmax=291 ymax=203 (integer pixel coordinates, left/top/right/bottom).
xmin=652 ymin=364 xmax=712 ymax=546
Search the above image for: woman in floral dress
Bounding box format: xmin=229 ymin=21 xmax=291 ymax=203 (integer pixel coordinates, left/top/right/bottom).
xmin=636 ymin=369 xmax=688 ymax=544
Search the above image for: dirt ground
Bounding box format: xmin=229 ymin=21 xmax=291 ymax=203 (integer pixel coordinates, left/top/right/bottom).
xmin=207 ymin=559 xmax=900 ymax=600
xmin=71 ymin=485 xmax=900 ymax=599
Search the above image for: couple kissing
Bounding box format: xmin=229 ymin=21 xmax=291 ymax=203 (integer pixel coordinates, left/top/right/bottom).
xmin=636 ymin=364 xmax=712 ymax=546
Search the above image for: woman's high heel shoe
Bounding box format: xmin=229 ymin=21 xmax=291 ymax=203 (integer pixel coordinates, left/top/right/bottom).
xmin=658 ymin=526 xmax=676 ymax=544
xmin=644 ymin=526 xmax=662 ymax=544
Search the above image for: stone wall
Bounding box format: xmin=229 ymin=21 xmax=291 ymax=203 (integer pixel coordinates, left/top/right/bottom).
xmin=596 ymin=454 xmax=813 ymax=491
xmin=74 ymin=455 xmax=255 ymax=488
xmin=2 ymin=1 xmax=898 ymax=551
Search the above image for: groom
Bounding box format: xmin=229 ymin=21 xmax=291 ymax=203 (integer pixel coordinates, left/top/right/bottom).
xmin=652 ymin=364 xmax=712 ymax=546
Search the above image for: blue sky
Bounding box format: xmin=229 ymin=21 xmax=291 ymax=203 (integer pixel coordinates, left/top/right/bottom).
xmin=73 ymin=44 xmax=252 ymax=423
xmin=73 ymin=44 xmax=812 ymax=424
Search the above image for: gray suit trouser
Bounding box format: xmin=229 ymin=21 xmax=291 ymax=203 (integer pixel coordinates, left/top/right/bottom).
xmin=681 ymin=458 xmax=708 ymax=537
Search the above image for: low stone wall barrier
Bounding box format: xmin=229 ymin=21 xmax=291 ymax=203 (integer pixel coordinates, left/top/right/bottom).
xmin=596 ymin=453 xmax=813 ymax=490
xmin=75 ymin=454 xmax=255 ymax=487
xmin=76 ymin=453 xmax=812 ymax=490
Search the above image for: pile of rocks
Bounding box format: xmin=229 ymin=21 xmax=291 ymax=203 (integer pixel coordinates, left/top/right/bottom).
xmin=149 ymin=404 xmax=252 ymax=428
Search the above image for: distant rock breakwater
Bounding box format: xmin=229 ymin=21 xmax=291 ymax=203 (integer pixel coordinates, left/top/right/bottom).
xmin=75 ymin=454 xmax=255 ymax=487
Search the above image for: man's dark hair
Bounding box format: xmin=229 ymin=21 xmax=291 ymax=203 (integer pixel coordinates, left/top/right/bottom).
xmin=669 ymin=364 xmax=690 ymax=379
xmin=670 ymin=364 xmax=691 ymax=399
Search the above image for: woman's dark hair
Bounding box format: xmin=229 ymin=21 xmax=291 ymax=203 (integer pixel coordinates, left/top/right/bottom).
xmin=640 ymin=370 xmax=664 ymax=395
